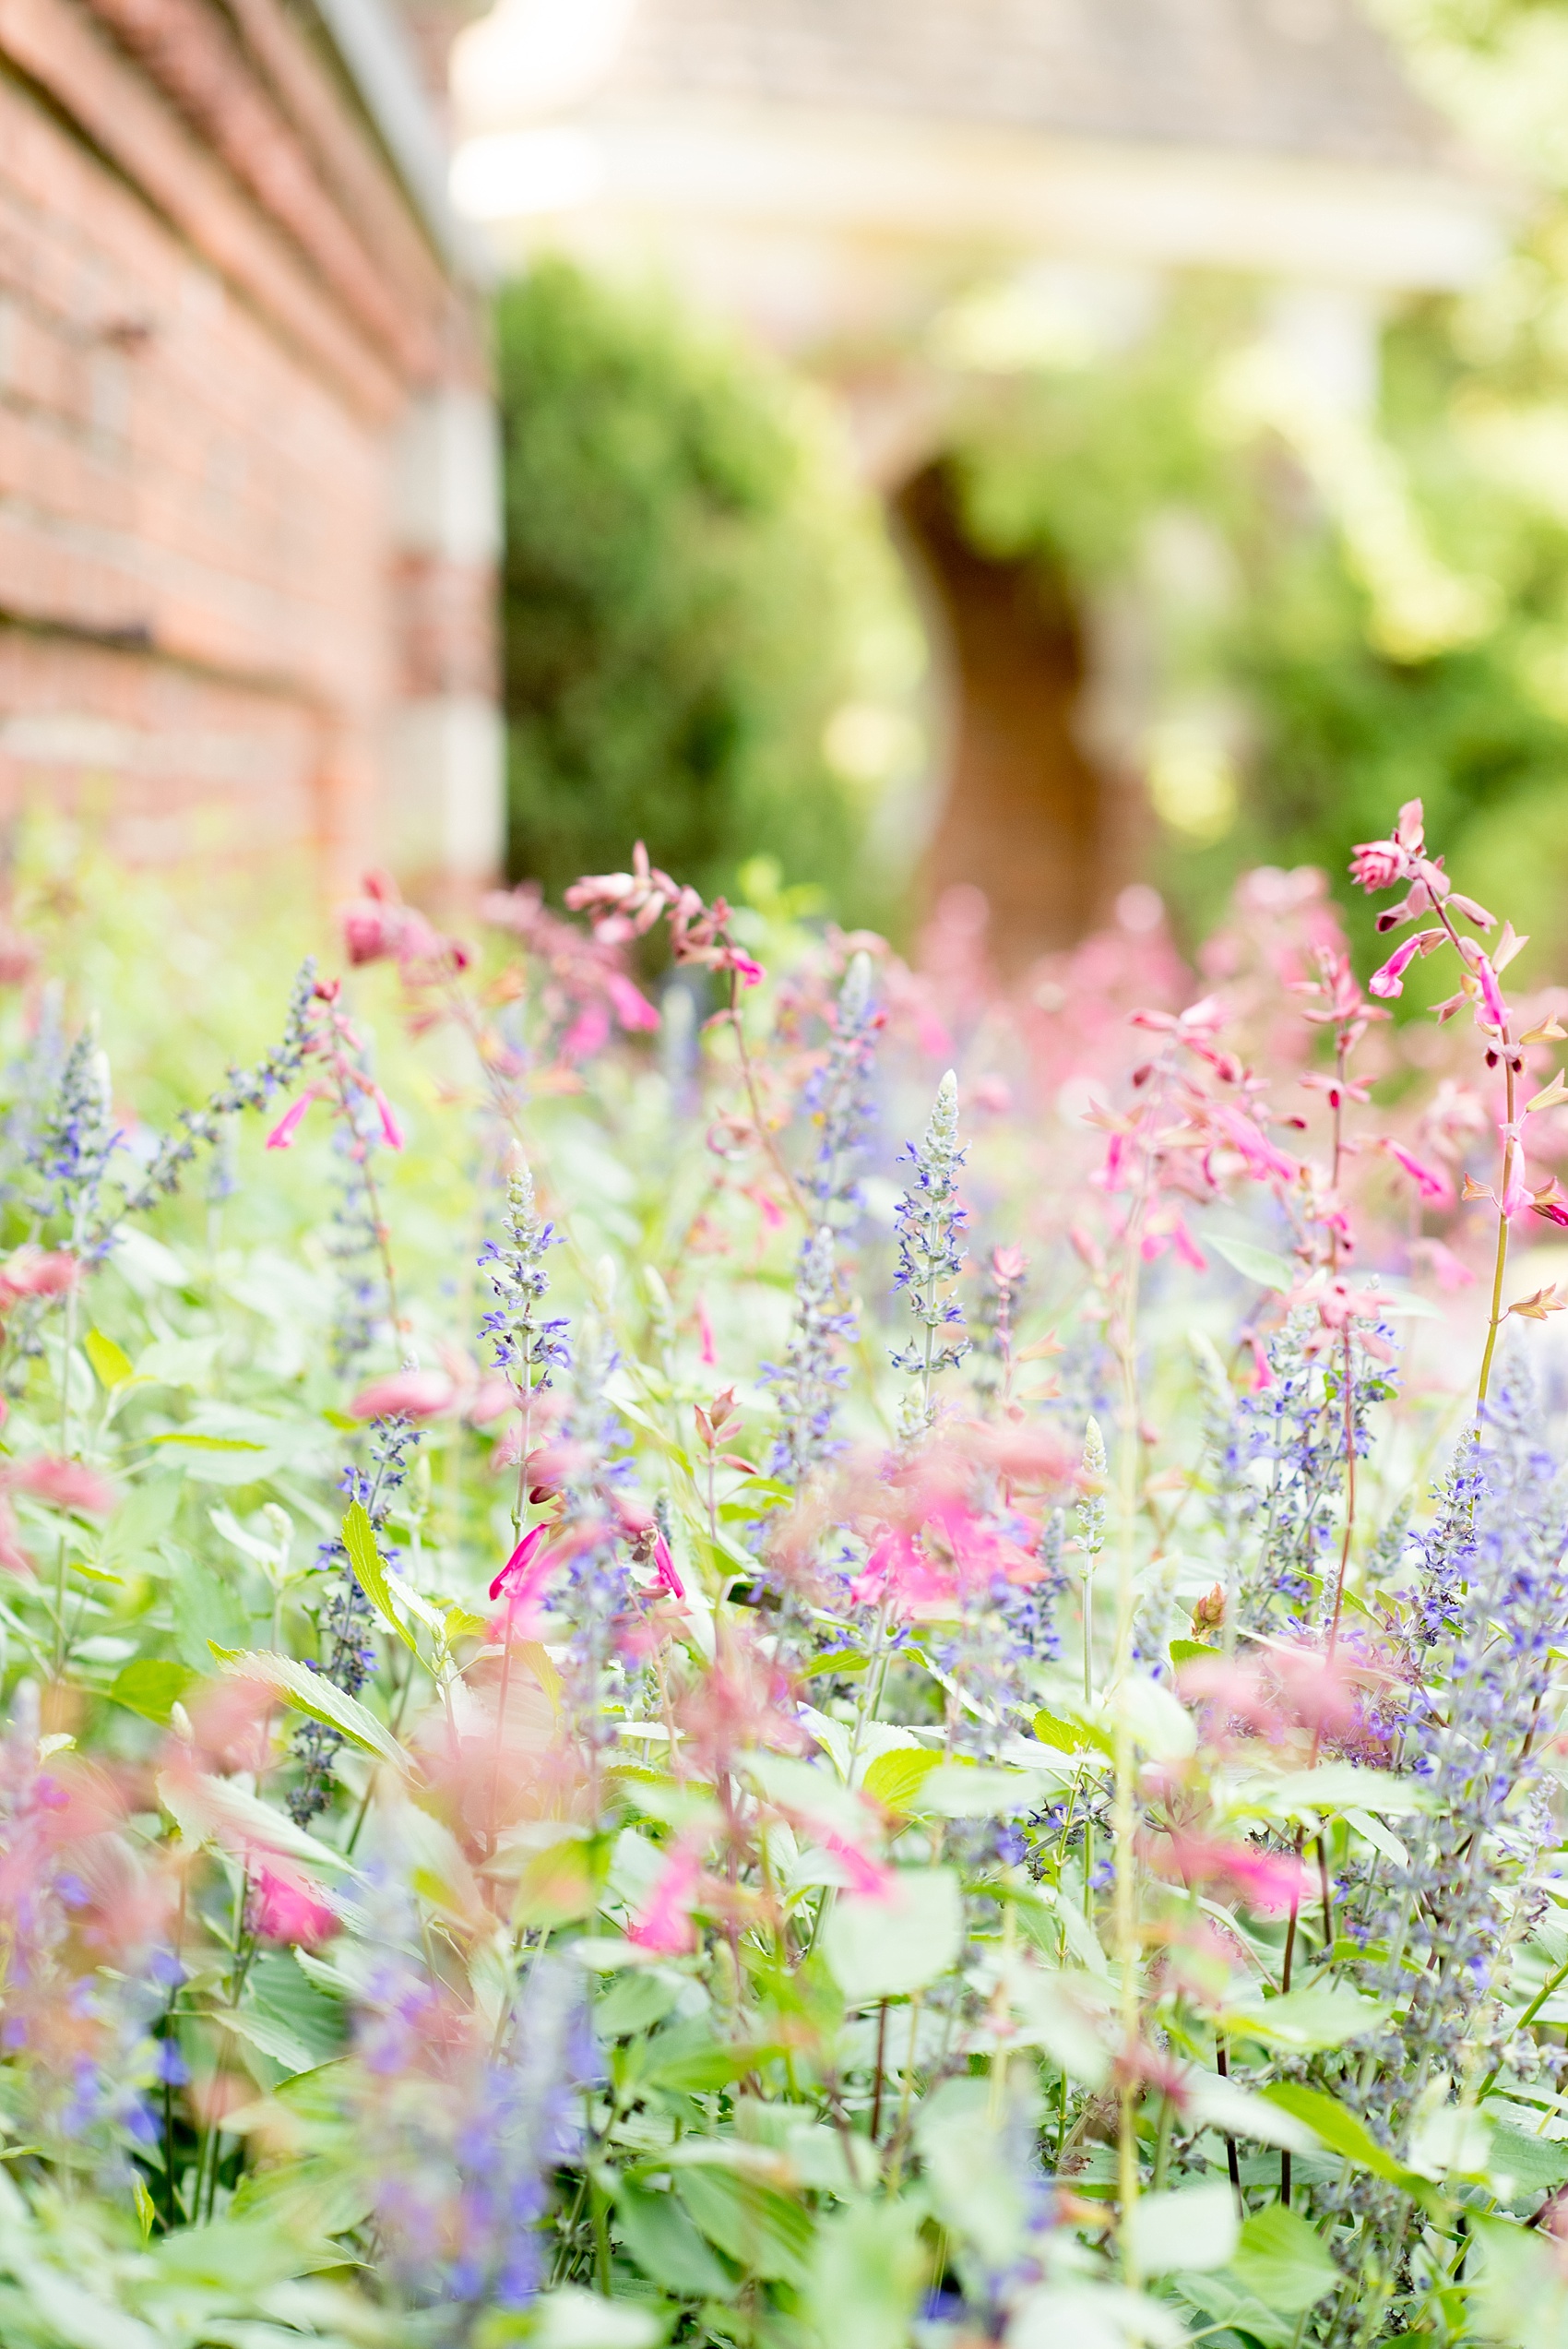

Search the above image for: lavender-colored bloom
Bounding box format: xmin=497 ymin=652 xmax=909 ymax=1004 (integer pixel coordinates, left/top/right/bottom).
xmin=764 ymin=1224 xmax=856 ymax=1491
xmin=803 ymin=949 xmax=879 ymax=1231
xmin=289 ymin=1412 xmax=422 ymax=1824
xmin=890 ymin=1069 xmax=970 ymax=1440
xmin=478 ymin=1163 xmax=569 ymax=1398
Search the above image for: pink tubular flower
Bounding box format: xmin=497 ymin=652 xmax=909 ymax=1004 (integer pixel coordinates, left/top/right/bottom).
xmin=350 ymin=1370 xmax=455 ymax=1422
xmin=605 ymin=972 xmax=661 ymax=1033
xmin=627 ymin=1839 xmax=703 ymax=1955
xmin=489 ymin=1521 xmax=557 ymax=1605
xmin=1163 ymin=1833 xmax=1312 ymax=1916
xmin=1368 ymin=929 xmax=1441 ymax=1000
xmin=249 ymin=1864 xmax=337 ymax=1949
xmin=696 ymin=1294 xmax=717 ymax=1367
xmin=651 ymin=1533 xmax=685 ymax=1601
xmin=1382 ymin=1140 xmax=1454 ymax=1206
xmin=264 ymin=1086 xmax=324 ymax=1151
xmin=1349 ymin=839 xmax=1408 ymax=893
xmin=1474 ymin=952 xmax=1509 ymax=1032
xmin=823 ymin=1833 xmax=896 ymax=1902
xmin=371 ymin=1087 xmax=404 ymax=1151
xmin=9 ymin=1457 xmax=116 ymax=1513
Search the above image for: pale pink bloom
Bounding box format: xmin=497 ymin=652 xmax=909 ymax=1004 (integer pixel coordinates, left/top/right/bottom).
xmin=696 ymin=1294 xmax=717 ymax=1367
xmin=464 ymin=1377 xmax=517 ymax=1426
xmin=250 ymin=1864 xmax=337 ymax=1949
xmin=627 ymin=1840 xmax=703 ymax=1955
xmin=751 ymin=1188 xmax=786 ymax=1234
xmin=969 ymin=1074 xmax=1012 ymax=1115
xmin=10 ymin=1458 xmax=116 ymax=1513
xmin=605 ymin=972 xmax=660 ymax=1032
xmin=264 ymin=1086 xmax=323 ymax=1150
xmin=342 ymin=904 xmax=398 ymax=965
xmin=0 ymin=1248 xmax=81 ymax=1298
xmin=992 ymin=1244 xmax=1028 ymax=1284
xmin=350 ymin=1370 xmax=455 ymax=1421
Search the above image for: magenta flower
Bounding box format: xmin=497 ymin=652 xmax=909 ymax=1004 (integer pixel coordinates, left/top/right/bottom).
xmin=1382 ymin=1141 xmax=1453 ymax=1205
xmin=1368 ymin=929 xmax=1441 ymax=999
xmin=489 ymin=1522 xmax=557 ymax=1605
xmin=651 ymin=1533 xmax=685 ymax=1601
xmin=626 ymin=1839 xmax=703 ymax=1955
xmin=250 ymin=1864 xmax=337 ymax=1949
xmin=9 ymin=1458 xmax=117 ymax=1513
xmin=264 ymin=1085 xmax=324 ymax=1150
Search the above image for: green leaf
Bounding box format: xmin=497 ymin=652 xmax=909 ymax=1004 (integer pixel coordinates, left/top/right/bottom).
xmin=528 ymin=2287 xmax=666 ymax=2348
xmin=340 ymin=1498 xmax=419 ymax=1655
xmin=1230 ymin=2203 xmax=1342 ymax=2313
xmin=148 ymin=1433 xmax=266 ymax=1450
xmin=109 ymin=1657 xmax=195 ymax=1725
xmin=1221 ymin=1985 xmax=1392 ymax=2053
xmin=861 ymin=1746 xmax=944 ymax=1815
xmin=1127 ymin=2183 xmax=1239 ymax=2276
xmin=84 ymin=1330 xmax=136 ymax=1389
xmin=1170 ymin=1638 xmax=1218 ymax=1665
xmin=616 ymin=2179 xmax=735 ymax=2298
xmin=823 ymin=1867 xmax=962 ymax=2003
xmin=1256 ymin=1764 xmax=1430 ymax=1818
xmin=674 ymin=2164 xmax=813 ymax=2284
xmin=1031 ymin=1709 xmax=1113 ymax=1762
xmin=1486 ymin=2122 xmax=1568 ymax=2208
xmin=1262 ymin=2084 xmax=1428 ymax=2200
xmin=808 ymin=2199 xmax=925 ymax=2349
xmin=1210 ymin=1234 xmax=1295 ymax=1292
xmin=156 ymin=1768 xmax=353 ymax=1874
xmin=217 ymin=1648 xmax=406 ymax=1771
xmin=213 ymin=2007 xmax=321 ymax=2077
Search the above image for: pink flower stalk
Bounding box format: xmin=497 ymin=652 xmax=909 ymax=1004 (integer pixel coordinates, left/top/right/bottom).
xmin=627 ymin=1839 xmax=703 ymax=1955
xmin=489 ymin=1521 xmax=558 ymax=1605
xmin=249 ymin=1864 xmax=337 ymax=1949
xmin=9 ymin=1458 xmax=116 ymax=1513
xmin=264 ymin=1086 xmax=324 ymax=1151
xmin=350 ymin=1370 xmax=455 ymax=1421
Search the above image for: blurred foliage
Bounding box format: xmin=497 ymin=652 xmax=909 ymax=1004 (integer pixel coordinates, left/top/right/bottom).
xmin=495 ymin=259 xmax=921 ymax=926
xmin=934 ymin=8 xmax=1568 ymax=977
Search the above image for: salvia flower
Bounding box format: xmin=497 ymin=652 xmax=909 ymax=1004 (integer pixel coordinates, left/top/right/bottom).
xmin=890 ymin=1069 xmax=970 ymax=1439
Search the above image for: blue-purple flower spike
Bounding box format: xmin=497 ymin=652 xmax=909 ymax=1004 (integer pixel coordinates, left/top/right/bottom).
xmin=890 ymin=1067 xmax=969 ymax=1440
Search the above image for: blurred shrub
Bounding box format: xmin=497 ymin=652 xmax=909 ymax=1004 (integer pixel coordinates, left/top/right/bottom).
xmin=495 ymin=259 xmax=920 ymax=923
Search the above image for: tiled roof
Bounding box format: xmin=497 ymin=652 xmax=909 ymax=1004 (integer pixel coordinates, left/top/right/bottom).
xmin=604 ymin=0 xmax=1458 ymax=174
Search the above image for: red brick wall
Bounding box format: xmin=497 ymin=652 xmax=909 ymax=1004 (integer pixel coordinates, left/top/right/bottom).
xmin=0 ymin=0 xmax=492 ymax=879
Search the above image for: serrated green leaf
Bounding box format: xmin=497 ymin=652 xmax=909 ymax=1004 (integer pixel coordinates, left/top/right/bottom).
xmin=674 ymin=2164 xmax=813 ymax=2284
xmin=861 ymin=1747 xmax=944 ymax=1816
xmin=1222 ymin=1985 xmax=1392 ymax=2053
xmin=1031 ymin=1709 xmax=1114 ymax=1762
xmin=340 ymin=1499 xmax=418 ymax=1654
xmin=157 ymin=1768 xmax=354 ymax=1874
xmin=616 ymin=2179 xmax=736 ymax=2298
xmin=1262 ymin=2083 xmax=1429 ymax=2200
xmin=220 ymin=1647 xmax=406 ymax=1770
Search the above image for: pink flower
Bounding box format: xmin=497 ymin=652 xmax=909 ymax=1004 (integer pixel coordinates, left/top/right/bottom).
xmin=1368 ymin=930 xmax=1441 ymax=999
xmin=605 ymin=972 xmax=660 ymax=1033
xmin=350 ymin=1370 xmax=455 ymax=1421
xmin=9 ymin=1458 xmax=116 ymax=1513
xmin=627 ymin=1839 xmax=703 ymax=1955
xmin=0 ymin=1248 xmax=81 ymax=1300
xmin=489 ymin=1522 xmax=558 ymax=1605
xmin=561 ymin=1005 xmax=611 ymax=1062
xmin=1382 ymin=1141 xmax=1453 ymax=1205
xmin=722 ymin=949 xmax=765 ymax=987
xmin=1163 ymin=1833 xmax=1312 ymax=1915
xmin=696 ymin=1294 xmax=717 ymax=1367
xmin=249 ymin=1864 xmax=336 ymax=1949
xmin=992 ymin=1244 xmax=1028 ymax=1284
xmin=1349 ymin=839 xmax=1408 ymax=893
xmin=651 ymin=1533 xmax=685 ymax=1601
xmin=342 ymin=905 xmax=397 ymax=965
xmin=823 ymin=1833 xmax=895 ymax=1901
xmin=371 ymin=1087 xmax=404 ymax=1151
xmin=1473 ymin=953 xmax=1509 ymax=1032
xmin=264 ymin=1087 xmax=323 ymax=1151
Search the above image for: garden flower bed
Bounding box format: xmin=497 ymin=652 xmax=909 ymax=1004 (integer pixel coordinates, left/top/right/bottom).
xmin=0 ymin=810 xmax=1564 ymax=2348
